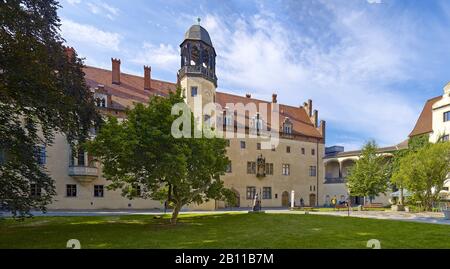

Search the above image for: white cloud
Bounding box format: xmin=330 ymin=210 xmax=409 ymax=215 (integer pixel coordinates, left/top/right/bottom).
xmin=60 ymin=18 xmax=122 ymax=51
xmin=131 ymin=43 xmax=179 ymax=71
xmin=87 ymin=1 xmax=120 ymax=20
xmin=367 ymin=0 xmax=382 ymax=4
xmin=66 ymin=0 xmax=81 ymax=5
xmin=194 ymin=5 xmax=418 ymax=147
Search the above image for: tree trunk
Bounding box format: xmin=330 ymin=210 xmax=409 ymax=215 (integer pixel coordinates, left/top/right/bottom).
xmin=170 ymin=202 xmax=182 ymax=225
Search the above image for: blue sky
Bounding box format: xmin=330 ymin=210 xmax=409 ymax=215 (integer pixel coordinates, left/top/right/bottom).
xmin=59 ymin=0 xmax=450 ymax=150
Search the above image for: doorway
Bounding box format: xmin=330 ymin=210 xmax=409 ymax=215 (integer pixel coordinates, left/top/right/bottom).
xmin=281 ymin=191 xmax=289 ymax=207
xmin=309 ymin=193 xmax=316 ymax=207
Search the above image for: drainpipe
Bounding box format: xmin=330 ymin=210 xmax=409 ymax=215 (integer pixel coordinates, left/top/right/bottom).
xmin=316 ymin=140 xmax=319 ymax=207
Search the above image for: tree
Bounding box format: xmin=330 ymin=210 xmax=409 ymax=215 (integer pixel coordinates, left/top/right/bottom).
xmin=392 ymin=141 xmax=450 ymax=211
xmin=346 ymin=140 xmax=390 ymax=204
xmin=391 ymin=134 xmax=430 ymax=205
xmin=86 ymin=88 xmax=235 ymax=224
xmin=0 ymin=1 xmax=101 ymax=217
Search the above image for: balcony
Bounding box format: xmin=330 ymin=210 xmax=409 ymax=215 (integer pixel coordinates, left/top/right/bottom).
xmin=68 ymin=166 xmax=98 ymax=183
xmin=178 ymin=65 xmax=217 ymax=86
xmin=324 ymin=177 xmax=346 ymax=184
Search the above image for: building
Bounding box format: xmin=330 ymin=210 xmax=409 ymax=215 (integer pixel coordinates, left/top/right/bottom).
xmin=409 ymin=83 xmax=450 ymax=199
xmin=43 ymin=23 xmax=327 ymax=210
xmin=323 ymin=82 xmax=450 ymax=205
xmin=323 ymin=141 xmax=408 ymax=206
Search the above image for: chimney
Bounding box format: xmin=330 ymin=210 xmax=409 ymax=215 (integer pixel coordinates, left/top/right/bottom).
xmin=313 ymin=109 xmax=318 ymax=127
xmin=246 ymin=93 xmax=251 ymax=98
xmin=144 ymin=66 xmax=151 ymax=90
xmin=111 ymin=58 xmax=121 ymax=85
xmin=308 ymin=99 xmax=312 ymax=117
xmin=272 ymin=93 xmax=277 ymax=103
xmin=319 ymin=120 xmax=326 ymax=143
xmin=64 ymin=46 xmax=75 ymax=61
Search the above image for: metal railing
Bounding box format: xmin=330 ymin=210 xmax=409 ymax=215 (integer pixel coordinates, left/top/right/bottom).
xmin=68 ymin=166 xmax=98 ymax=178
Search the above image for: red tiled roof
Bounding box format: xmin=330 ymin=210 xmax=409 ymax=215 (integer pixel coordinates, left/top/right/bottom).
xmin=409 ymin=96 xmax=441 ymax=137
xmin=216 ymin=92 xmax=322 ymax=138
xmin=83 ymin=66 xmax=323 ymax=140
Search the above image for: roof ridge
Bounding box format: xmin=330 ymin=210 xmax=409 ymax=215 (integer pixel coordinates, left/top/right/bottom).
xmin=84 ymin=65 xmax=176 ymax=85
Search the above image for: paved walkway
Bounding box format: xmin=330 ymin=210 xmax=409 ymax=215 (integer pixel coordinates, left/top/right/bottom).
xmin=268 ymin=209 xmax=450 ymax=225
xmin=2 ymin=208 xmax=449 ymax=225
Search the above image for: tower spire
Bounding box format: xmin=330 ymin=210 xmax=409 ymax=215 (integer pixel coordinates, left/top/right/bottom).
xmin=197 ymin=17 xmax=201 ymax=25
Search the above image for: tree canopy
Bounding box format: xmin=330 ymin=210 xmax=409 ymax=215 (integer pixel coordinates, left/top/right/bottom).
xmin=86 ymin=88 xmax=235 ymax=224
xmin=392 ymin=141 xmax=450 ymax=210
xmin=0 ymin=0 xmax=100 ymax=217
xmin=346 ymin=140 xmax=391 ymax=202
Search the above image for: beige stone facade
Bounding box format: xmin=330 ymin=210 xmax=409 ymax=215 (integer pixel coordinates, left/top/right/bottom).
xmin=222 ymin=137 xmax=324 ymax=208
xmin=42 ymin=23 xmax=327 ymax=211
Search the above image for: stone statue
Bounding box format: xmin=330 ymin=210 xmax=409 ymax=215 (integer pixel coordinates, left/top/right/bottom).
xmin=256 ymin=154 xmax=266 ymax=177
xmin=253 ymin=192 xmax=261 ymax=211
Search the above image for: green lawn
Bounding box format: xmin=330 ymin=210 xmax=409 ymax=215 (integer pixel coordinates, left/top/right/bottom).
xmin=0 ymin=213 xmax=449 ymax=249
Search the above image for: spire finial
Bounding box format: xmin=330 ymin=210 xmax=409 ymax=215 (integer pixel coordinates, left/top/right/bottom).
xmin=197 ymin=17 xmax=201 ymax=25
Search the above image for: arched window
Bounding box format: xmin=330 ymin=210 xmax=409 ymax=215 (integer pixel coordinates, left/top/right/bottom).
xmin=190 ymin=46 xmax=200 ymax=66
xmin=202 ymin=50 xmax=209 ymax=68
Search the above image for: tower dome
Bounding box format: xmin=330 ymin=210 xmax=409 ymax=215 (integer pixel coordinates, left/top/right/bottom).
xmin=184 ymin=24 xmax=213 ymax=47
xmin=178 ymin=22 xmax=217 ymax=87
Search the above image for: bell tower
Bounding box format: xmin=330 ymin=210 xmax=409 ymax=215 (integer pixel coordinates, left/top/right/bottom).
xmin=178 ymin=19 xmax=217 ymax=113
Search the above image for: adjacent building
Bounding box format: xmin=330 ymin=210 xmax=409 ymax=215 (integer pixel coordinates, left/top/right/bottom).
xmin=323 ymin=82 xmax=450 ymax=205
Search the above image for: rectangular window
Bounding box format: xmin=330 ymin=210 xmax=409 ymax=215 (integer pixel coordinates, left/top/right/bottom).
xmin=226 ymin=161 xmax=232 ymax=173
xmin=94 ymin=185 xmax=104 ymax=197
xmin=263 ymin=187 xmax=272 ymax=199
xmin=265 ymin=163 xmax=274 ymax=175
xmin=240 ymin=141 xmax=246 ymax=149
xmin=77 ymin=150 xmax=85 ymax=166
xmin=66 ymin=184 xmax=77 ymax=197
xmin=191 ymin=86 xmax=198 ymax=97
xmin=30 ymin=183 xmax=41 ymax=197
xmin=224 ymin=115 xmax=233 ymax=126
xmin=247 ymin=161 xmax=256 ymax=174
xmin=311 ymin=148 xmax=315 ymax=156
xmin=246 ymin=186 xmax=256 ymax=199
xmin=309 ymin=166 xmax=317 ymax=177
xmin=301 ymin=148 xmax=305 ymax=155
xmin=257 ymin=143 xmax=261 ymax=150
xmin=282 ymin=164 xmax=290 ymax=176
xmin=271 ymin=145 xmax=276 ymax=151
xmin=34 ymin=146 xmax=46 ymax=165
xmin=286 ymin=146 xmax=291 ymax=153
xmin=444 ymin=111 xmax=450 ymax=122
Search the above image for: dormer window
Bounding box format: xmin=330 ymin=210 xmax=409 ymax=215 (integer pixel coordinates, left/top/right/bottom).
xmin=283 ymin=118 xmax=293 ymax=134
xmin=251 ymin=113 xmax=264 ymax=131
xmin=223 ymin=108 xmax=233 ymax=127
xmin=94 ymin=93 xmax=108 ymax=108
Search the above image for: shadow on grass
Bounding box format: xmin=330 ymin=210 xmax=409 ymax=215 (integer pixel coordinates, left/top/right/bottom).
xmin=1 ymin=213 xmax=449 ymax=249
